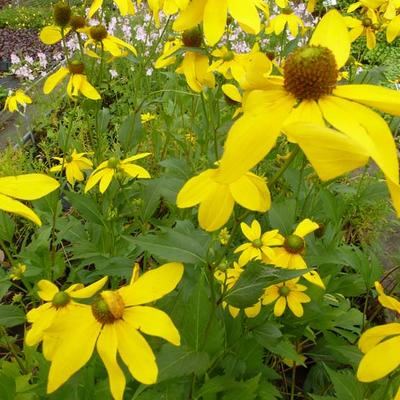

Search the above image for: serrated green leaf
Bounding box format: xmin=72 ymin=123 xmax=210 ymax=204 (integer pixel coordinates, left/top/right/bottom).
xmin=324 ymin=365 xmax=365 ymax=400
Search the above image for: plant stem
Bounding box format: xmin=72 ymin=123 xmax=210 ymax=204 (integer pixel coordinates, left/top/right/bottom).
xmin=290 ymin=363 xmax=297 ymax=400
xmin=269 ymin=145 xmax=300 ymax=187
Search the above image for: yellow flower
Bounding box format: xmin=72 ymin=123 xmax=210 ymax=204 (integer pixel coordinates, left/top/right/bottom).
xmin=262 ymin=278 xmax=311 ymax=317
xmin=265 ymin=6 xmax=304 ymax=37
xmin=4 ymin=89 xmax=32 ymax=113
xmin=43 ymin=62 xmax=101 ymax=100
xmin=219 ymin=9 xmax=400 ymax=217
xmin=208 ymin=46 xmax=248 ymax=81
xmin=88 ymin=0 xmax=135 ymax=18
xmin=154 ymin=38 xmax=183 ymax=69
xmin=50 ymin=149 xmax=93 ymax=185
xmin=345 ymin=13 xmax=379 ymax=49
xmin=141 ymin=112 xmax=157 ymax=124
xmin=357 ymin=283 xmax=400 ymax=387
xmin=218 ymin=227 xmax=231 ymax=245
xmin=176 ymin=51 xmax=215 ymax=93
xmin=45 ymin=263 xmax=184 ymax=400
xmin=234 ymin=220 xmax=283 ymax=265
xmin=176 ymin=166 xmax=270 ymax=232
xmin=215 ymin=262 xmax=262 ymax=318
xmin=272 ymin=219 xmax=325 ymax=289
xmin=0 ymin=174 xmax=60 ymax=226
xmin=173 ymin=0 xmax=264 ymax=46
xmin=85 ymin=153 xmax=151 ymax=194
xmin=386 ymin=12 xmax=400 ymax=42
xmin=25 ymin=277 xmax=108 ymax=359
xmin=9 ymin=263 xmax=26 ymax=281
xmin=85 ymin=25 xmax=137 ymax=59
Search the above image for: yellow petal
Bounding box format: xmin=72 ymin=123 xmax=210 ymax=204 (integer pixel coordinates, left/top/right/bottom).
xmin=284 ymin=122 xmax=369 ymax=181
xmin=303 ymin=271 xmax=325 ymax=289
xmin=79 ymin=76 xmax=101 ymax=100
xmin=198 ymin=183 xmax=235 ymax=231
xmin=25 ymin=304 xmax=55 ymax=346
xmin=287 ymin=293 xmax=305 ymax=317
xmin=124 ymin=306 xmax=180 ymax=345
xmin=173 ymin=0 xmax=205 ymax=32
xmin=120 ymin=164 xmax=151 ymax=179
xmin=203 ymin=0 xmax=229 ymax=46
xmin=357 ymin=335 xmax=400 ymax=382
xmin=309 ymin=9 xmax=350 ymax=68
xmin=85 ymin=169 xmax=109 ymax=193
xmin=43 ymin=67 xmax=69 ymax=94
xmin=39 ymin=25 xmax=62 ymax=45
xmin=333 ymin=84 xmax=400 ymax=116
xmin=274 ymin=296 xmax=286 ymax=316
xmin=285 ymin=100 xmax=324 ymax=128
xmin=244 ymin=301 xmax=261 ymax=318
xmin=358 ymin=323 xmax=400 ymax=353
xmin=70 ymin=276 xmax=108 ymax=299
xmin=228 ymin=0 xmax=260 ymax=35
xmin=241 ymin=220 xmax=261 ymax=241
xmin=88 ymin=0 xmax=103 ymax=17
xmin=99 ymin=169 xmax=115 ymax=193
xmin=293 ymin=218 xmax=319 ymax=238
xmin=0 ymin=193 xmax=42 ymax=226
xmin=122 ymin=153 xmax=151 ymax=163
xmin=262 ymin=285 xmax=280 ymax=304
xmin=120 ymin=262 xmax=184 ymax=306
xmin=387 ymin=15 xmax=400 ymax=43
xmin=222 ymin=84 xmax=242 ymax=103
xmin=0 ymin=174 xmax=60 ymax=200
xmin=37 ymin=280 xmax=59 ymax=301
xmin=176 ymin=169 xmax=218 ymax=208
xmin=97 ymin=325 xmax=126 ymax=400
xmin=47 ymin=307 xmax=101 ymax=393
xmin=115 ymin=319 xmax=158 ymax=384
xmin=110 ymin=35 xmax=137 ymax=55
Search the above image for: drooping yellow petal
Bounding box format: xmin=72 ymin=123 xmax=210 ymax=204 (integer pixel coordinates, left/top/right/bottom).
xmin=120 ymin=164 xmax=151 ymax=179
xmin=309 ymin=9 xmax=350 ymax=68
xmin=357 ymin=335 xmax=400 ymax=382
xmin=0 ymin=174 xmax=60 ymax=200
xmin=110 ymin=36 xmax=137 ymax=55
xmin=124 ymin=306 xmax=180 ymax=345
xmin=284 ymin=122 xmax=369 ymax=181
xmin=70 ymin=276 xmax=108 ymax=299
xmin=244 ymin=301 xmax=261 ymax=318
xmin=387 ymin=15 xmax=400 ymax=42
xmin=333 ymin=84 xmax=400 ymax=116
xmin=358 ymin=323 xmax=400 ymax=353
xmin=88 ymin=0 xmax=103 ymax=18
xmin=228 ymin=0 xmax=260 ymax=35
xmin=0 ymin=193 xmax=42 ymax=226
xmin=43 ymin=67 xmax=69 ymax=94
xmin=97 ymin=325 xmax=126 ymax=400
xmin=287 ymin=293 xmax=305 ymax=317
xmin=85 ymin=169 xmax=109 ymax=193
xmin=176 ymin=169 xmax=218 ymax=208
xmin=115 ymin=319 xmax=158 ymax=385
xmin=25 ymin=304 xmax=55 ymax=346
xmin=198 ymin=183 xmax=235 ymax=231
xmin=241 ymin=220 xmax=261 ymax=241
xmin=303 ymin=271 xmax=325 ymax=289
xmin=262 ymin=285 xmax=280 ymax=304
xmin=37 ymin=280 xmax=59 ymax=301
xmin=114 ymin=0 xmax=135 ymax=15
xmin=120 ymin=262 xmax=184 ymax=306
xmin=99 ymin=169 xmax=114 ymax=193
xmin=39 ymin=26 xmax=62 ymax=45
xmin=274 ymin=296 xmax=286 ymax=316
xmin=47 ymin=307 xmax=101 ymax=393
xmin=222 ymin=84 xmax=242 ymax=103
xmin=79 ymin=76 xmax=101 ymax=100
xmin=173 ymin=0 xmax=206 ymax=32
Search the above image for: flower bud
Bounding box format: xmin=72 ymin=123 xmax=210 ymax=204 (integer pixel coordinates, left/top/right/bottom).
xmin=53 ymin=2 xmax=71 ymax=27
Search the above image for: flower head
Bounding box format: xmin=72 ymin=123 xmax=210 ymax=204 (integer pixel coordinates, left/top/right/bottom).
xmin=273 ymin=219 xmax=325 ymax=288
xmin=45 ymin=263 xmax=184 ymax=400
xmin=50 ymin=149 xmax=93 ymax=185
xmin=4 ymin=89 xmax=32 ymax=113
xmin=0 ymin=174 xmax=59 ymax=226
xmin=141 ymin=112 xmax=157 ymax=124
xmin=176 ymin=166 xmax=270 ymax=232
xmin=262 ymin=278 xmax=311 ymax=317
xmin=234 ymin=220 xmax=283 ymax=265
xmin=85 ymin=153 xmax=151 ymax=194
xmin=43 ymin=62 xmax=101 ymax=100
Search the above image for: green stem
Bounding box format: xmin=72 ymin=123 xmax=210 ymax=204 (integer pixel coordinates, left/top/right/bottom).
xmin=269 ymin=145 xmax=300 ymax=187
xmin=290 ymin=363 xmax=297 ymax=400
xmin=0 ymin=239 xmax=14 ymax=266
xmin=0 ymin=326 xmax=27 ymax=374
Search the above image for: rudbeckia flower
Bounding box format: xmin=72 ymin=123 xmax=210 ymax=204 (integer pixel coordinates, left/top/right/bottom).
xmin=88 ymin=0 xmax=135 ymax=18
xmin=50 ymin=149 xmax=93 ymax=185
xmin=85 ymin=25 xmax=137 ymax=59
xmin=272 ymin=219 xmax=325 ymax=289
xmin=357 ymin=283 xmax=400 ymax=389
xmin=0 ymin=174 xmax=60 ymax=226
xmin=262 ymin=278 xmax=311 ymax=317
xmin=215 ymin=262 xmax=262 ymax=318
xmin=176 ymin=51 xmax=215 ymax=93
xmin=173 ymin=0 xmax=265 ymax=46
xmin=345 ymin=13 xmax=379 ymax=49
xmin=208 ymin=46 xmax=247 ymax=81
xmin=154 ymin=38 xmax=183 ymax=69
xmin=265 ymin=6 xmax=304 ymax=37
xmin=147 ymin=0 xmax=189 ymax=27
xmin=85 ymin=153 xmax=151 ymax=194
xmin=220 ymin=9 xmax=400 ymax=217
xmin=43 ymin=61 xmax=101 ymax=100
xmin=25 ymin=277 xmax=108 ymax=358
xmin=3 ymin=89 xmax=32 ymax=113
xmin=176 ymin=166 xmax=270 ymax=232
xmin=234 ymin=220 xmax=283 ymax=265
xmin=45 ymin=263 xmax=184 ymax=400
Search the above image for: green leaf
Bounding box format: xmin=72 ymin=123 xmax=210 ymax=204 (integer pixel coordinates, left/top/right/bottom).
xmin=0 ymin=211 xmax=15 ymax=242
xmin=324 ymin=365 xmax=365 ymax=400
xmin=194 ymin=376 xmax=237 ymax=400
xmin=118 ymin=112 xmax=144 ymax=153
xmin=96 ymin=108 xmax=111 ymax=135
xmin=156 ymin=344 xmax=210 ymax=382
xmin=66 ymin=192 xmax=106 ymax=226
xmin=268 ymin=199 xmax=296 ymax=235
xmin=224 ymin=262 xmax=310 ymax=308
xmin=134 ymin=223 xmax=210 ymax=264
xmin=0 ymin=305 xmax=25 ymax=327
xmin=140 ymin=180 xmax=162 ymax=221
